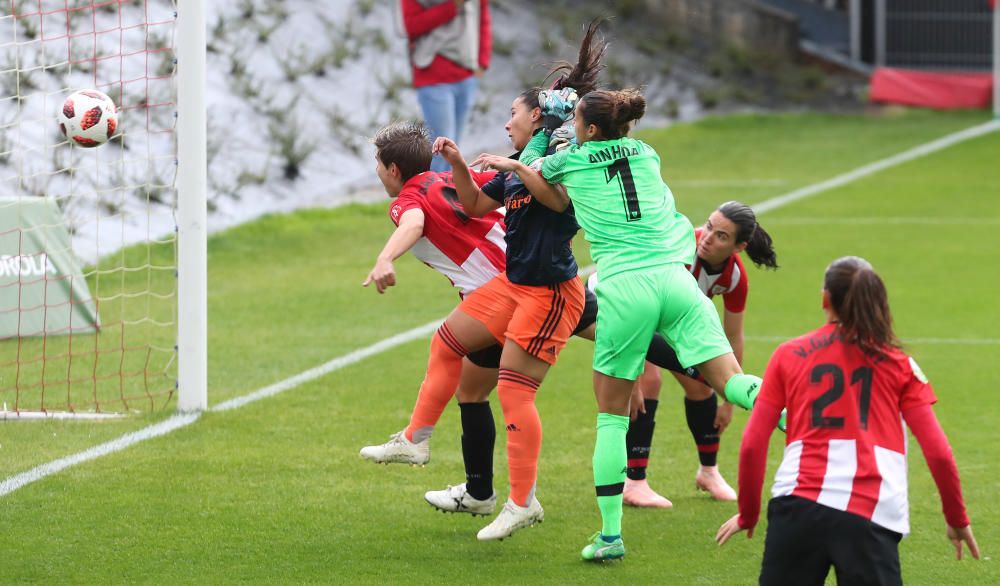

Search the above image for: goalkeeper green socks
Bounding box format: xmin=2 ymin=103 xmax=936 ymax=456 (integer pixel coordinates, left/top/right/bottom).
xmin=593 ymin=412 xmax=629 ymax=538
xmin=724 ymin=373 xmax=762 ymax=411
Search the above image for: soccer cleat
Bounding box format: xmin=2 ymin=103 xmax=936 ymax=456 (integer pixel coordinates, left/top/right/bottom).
xmin=359 ymin=430 xmax=430 ymax=465
xmin=581 ymin=531 xmax=625 ymax=562
xmin=695 ymin=466 xmax=737 ymax=501
xmin=476 ymin=497 xmax=544 ymax=541
xmin=623 ymin=478 xmax=673 ymax=509
xmin=425 ymin=483 xmax=497 ymax=517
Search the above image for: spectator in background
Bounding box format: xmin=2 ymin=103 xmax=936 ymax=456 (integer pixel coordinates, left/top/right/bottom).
xmin=402 ymin=0 xmax=491 ymax=172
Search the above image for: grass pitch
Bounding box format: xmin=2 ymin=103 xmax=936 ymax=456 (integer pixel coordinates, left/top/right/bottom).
xmin=0 ymin=109 xmax=997 ymax=584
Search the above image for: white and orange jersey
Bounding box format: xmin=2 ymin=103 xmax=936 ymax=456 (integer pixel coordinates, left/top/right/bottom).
xmin=389 ymin=171 xmax=506 ymax=297
xmin=757 ymin=322 xmax=938 ymax=535
xmin=689 ymin=227 xmax=748 ymax=313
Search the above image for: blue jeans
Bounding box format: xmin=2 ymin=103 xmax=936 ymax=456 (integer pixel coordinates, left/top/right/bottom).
xmin=416 ymin=76 xmax=478 ymax=173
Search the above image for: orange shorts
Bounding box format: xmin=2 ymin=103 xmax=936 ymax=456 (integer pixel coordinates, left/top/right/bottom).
xmin=459 ymin=273 xmax=585 ymax=365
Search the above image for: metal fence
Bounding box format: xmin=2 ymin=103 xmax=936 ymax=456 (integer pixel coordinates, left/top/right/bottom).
xmin=852 ymin=0 xmax=994 ymax=70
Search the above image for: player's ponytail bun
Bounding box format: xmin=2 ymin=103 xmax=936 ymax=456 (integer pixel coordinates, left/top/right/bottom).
xmin=717 ymin=201 xmax=778 ymax=270
xmin=579 ymin=88 xmax=646 ymax=140
xmin=611 ymin=89 xmax=646 ymax=136
xmin=824 ymin=256 xmax=900 ymax=358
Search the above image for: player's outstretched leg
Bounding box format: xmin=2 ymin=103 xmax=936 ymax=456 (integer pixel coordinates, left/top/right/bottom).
xmin=359 ymin=322 xmax=469 ymax=465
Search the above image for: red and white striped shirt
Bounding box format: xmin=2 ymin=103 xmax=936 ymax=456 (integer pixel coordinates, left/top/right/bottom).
xmin=389 ymin=171 xmax=506 ymax=297
xmin=689 ymin=227 xmax=748 ymax=313
xmin=738 ymin=323 xmax=970 ymax=535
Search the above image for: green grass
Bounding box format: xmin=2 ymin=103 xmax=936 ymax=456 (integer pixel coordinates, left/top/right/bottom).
xmin=0 ymin=109 xmax=998 ymax=584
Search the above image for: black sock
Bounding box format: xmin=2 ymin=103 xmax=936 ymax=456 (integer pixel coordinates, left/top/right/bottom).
xmin=646 ymin=334 xmax=703 ymax=382
xmin=685 ymin=393 xmax=720 ymax=467
xmin=626 ymin=398 xmax=659 ymax=481
xmin=459 ymin=401 xmax=495 ymax=500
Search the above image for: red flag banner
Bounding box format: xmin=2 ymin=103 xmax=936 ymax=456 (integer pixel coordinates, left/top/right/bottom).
xmin=870 ymin=68 xmax=993 ymax=109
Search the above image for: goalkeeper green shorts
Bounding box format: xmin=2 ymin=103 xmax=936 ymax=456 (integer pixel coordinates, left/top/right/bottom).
xmin=592 ymin=263 xmax=732 ymax=380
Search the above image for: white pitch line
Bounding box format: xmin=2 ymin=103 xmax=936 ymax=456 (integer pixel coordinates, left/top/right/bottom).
xmin=765 ymin=217 xmax=1000 ymax=226
xmin=746 ymin=335 xmax=1000 ymax=346
xmin=668 ymin=178 xmax=788 ymax=187
xmin=0 ymin=412 xmax=200 ymax=497
xmin=211 ymin=319 xmax=443 ymax=413
xmin=3 ymin=119 xmax=998 ymax=498
xmin=752 ymin=119 xmax=1000 ymax=215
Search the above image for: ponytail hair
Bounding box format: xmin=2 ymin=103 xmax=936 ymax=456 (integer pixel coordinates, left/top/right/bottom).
xmin=578 ymin=88 xmax=646 ymax=139
xmin=717 ymin=201 xmax=778 ymax=270
xmin=519 ymin=17 xmax=608 ymax=110
xmin=823 ymin=256 xmax=900 ymax=358
xmin=547 ymin=18 xmax=607 ymax=98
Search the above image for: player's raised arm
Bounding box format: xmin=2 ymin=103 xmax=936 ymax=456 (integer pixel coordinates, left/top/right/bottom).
xmin=471 ymin=153 xmax=570 ymax=212
xmin=432 ymin=137 xmax=501 ymax=217
xmin=363 ymin=208 xmax=425 ymax=294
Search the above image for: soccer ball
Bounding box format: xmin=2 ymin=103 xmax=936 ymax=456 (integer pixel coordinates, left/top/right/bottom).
xmin=58 ymin=89 xmax=119 ymax=148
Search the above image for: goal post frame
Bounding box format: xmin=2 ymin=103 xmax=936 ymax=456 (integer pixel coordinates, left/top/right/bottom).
xmin=175 ymin=0 xmax=208 ymax=412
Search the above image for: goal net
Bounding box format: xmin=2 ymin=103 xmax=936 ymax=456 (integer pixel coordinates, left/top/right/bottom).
xmin=0 ymin=0 xmax=183 ymax=418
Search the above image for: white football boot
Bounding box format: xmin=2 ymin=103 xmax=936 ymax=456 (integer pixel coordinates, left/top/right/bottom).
xmin=359 ymin=430 xmax=430 ymax=465
xmin=476 ymin=497 xmax=544 ymax=541
xmin=424 ymin=483 xmax=497 ymax=516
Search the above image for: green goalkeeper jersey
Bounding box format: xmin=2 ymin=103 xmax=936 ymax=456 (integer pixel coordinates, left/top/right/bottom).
xmin=523 ymin=131 xmax=694 ymax=279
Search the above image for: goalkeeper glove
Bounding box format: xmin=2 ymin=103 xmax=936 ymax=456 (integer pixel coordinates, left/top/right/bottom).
xmin=538 ymin=88 xmax=578 ymax=133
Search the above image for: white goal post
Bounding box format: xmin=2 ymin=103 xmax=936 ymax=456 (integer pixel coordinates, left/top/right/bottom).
xmin=176 ymin=0 xmax=207 ymax=412
xmin=0 ymin=1 xmax=207 ymax=417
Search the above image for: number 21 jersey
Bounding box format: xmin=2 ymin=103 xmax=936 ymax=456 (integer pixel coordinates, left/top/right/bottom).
xmin=757 ymin=322 xmax=937 ymax=534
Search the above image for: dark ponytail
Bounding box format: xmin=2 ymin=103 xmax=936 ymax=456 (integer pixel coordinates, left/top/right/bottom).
xmin=717 ymin=201 xmax=778 ymax=270
xmin=519 ymin=17 xmax=608 ymax=109
xmin=824 ymin=256 xmax=900 ymax=358
xmin=578 ymin=88 xmax=646 ymax=139
xmin=547 ymin=18 xmax=607 ymax=98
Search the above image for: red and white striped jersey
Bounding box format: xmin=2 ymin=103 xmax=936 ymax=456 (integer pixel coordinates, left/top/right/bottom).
xmin=389 ymin=171 xmax=506 ymax=297
xmin=757 ymin=322 xmax=937 ymax=535
xmin=689 ymin=228 xmax=748 ymax=313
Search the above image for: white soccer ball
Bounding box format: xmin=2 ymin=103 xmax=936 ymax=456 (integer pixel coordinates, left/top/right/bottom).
xmin=58 ymin=89 xmax=119 ymax=148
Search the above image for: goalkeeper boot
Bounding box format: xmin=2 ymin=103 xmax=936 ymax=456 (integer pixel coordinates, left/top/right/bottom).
xmin=695 ymin=466 xmax=737 ymax=501
xmin=623 ymin=478 xmax=673 ymax=509
xmin=581 ymin=531 xmax=625 ymax=562
xmin=425 ymin=483 xmax=497 ymax=517
xmin=476 ymin=497 xmax=544 ymax=541
xmin=359 ymin=430 xmax=430 ymax=465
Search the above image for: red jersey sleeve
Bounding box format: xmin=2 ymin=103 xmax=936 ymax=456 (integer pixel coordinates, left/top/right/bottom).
xmin=401 ymin=0 xmax=458 ymax=38
xmin=723 ymin=254 xmax=749 ymax=313
xmin=737 ymin=399 xmax=783 ymax=530
xmin=903 ymin=404 xmax=970 ymax=528
xmin=898 ymin=355 xmax=937 ymax=411
xmin=477 ymin=0 xmax=491 ymax=70
xmin=389 ymin=190 xmax=424 ymax=227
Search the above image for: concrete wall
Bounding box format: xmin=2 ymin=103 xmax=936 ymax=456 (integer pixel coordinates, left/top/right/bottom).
xmin=645 ymin=0 xmax=800 ymax=58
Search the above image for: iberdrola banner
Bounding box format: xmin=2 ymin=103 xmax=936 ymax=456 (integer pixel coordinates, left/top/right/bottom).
xmin=0 ymin=197 xmax=100 ymax=338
